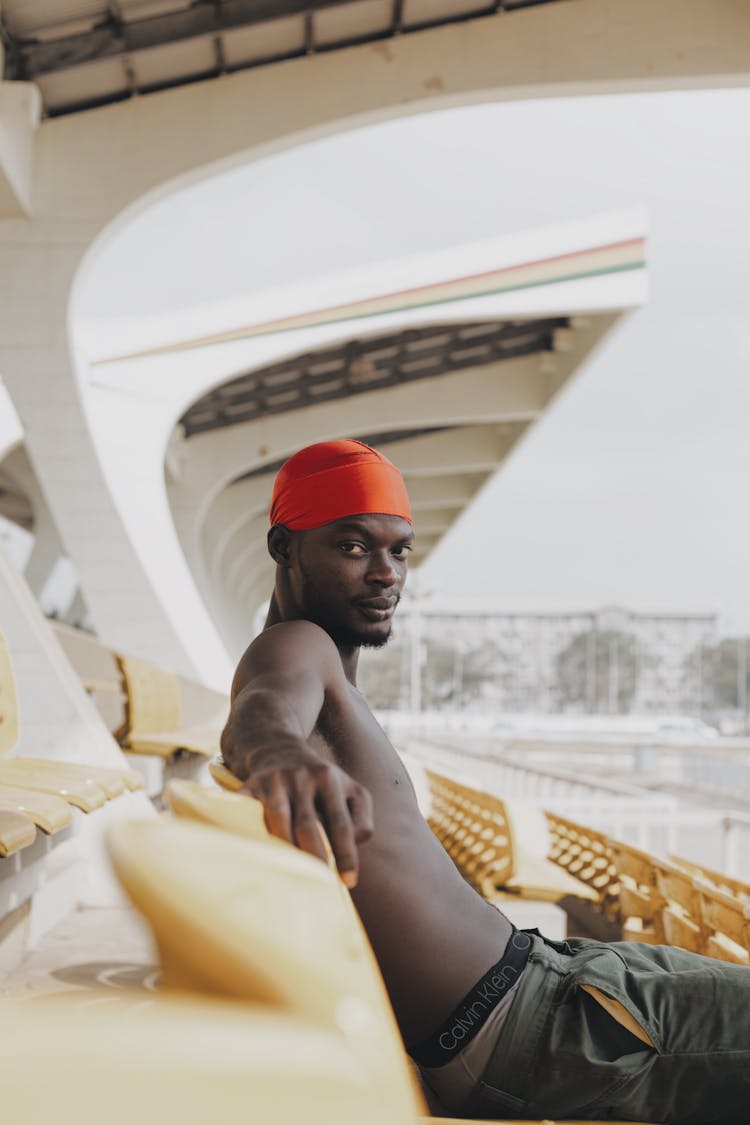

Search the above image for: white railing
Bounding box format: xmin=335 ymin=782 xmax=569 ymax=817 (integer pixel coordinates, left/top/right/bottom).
xmin=405 ymin=737 xmax=750 ymax=878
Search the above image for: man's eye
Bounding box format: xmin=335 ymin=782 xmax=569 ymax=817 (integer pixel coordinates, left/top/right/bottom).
xmin=392 ymin=545 xmax=413 ymax=558
xmin=339 ymin=542 xmax=366 ymax=554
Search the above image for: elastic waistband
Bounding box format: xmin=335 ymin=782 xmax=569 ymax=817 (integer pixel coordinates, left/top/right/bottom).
xmin=407 ymin=927 xmax=532 ymax=1068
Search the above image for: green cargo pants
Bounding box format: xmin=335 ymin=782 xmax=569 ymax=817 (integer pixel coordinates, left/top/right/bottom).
xmin=466 ymin=931 xmax=750 ymax=1123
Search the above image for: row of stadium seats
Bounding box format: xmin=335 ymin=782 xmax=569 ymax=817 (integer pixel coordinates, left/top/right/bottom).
xmin=425 ymin=770 xmax=750 ymax=965
xmin=547 ymin=812 xmax=750 ymax=963
xmin=425 ymin=767 xmax=600 ymax=905
xmin=0 ymin=631 xmax=142 ymax=859
xmin=52 ymin=622 xmax=226 ymax=764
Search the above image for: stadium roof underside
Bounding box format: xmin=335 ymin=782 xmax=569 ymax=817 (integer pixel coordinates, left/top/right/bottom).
xmin=0 ymin=0 xmax=557 ymax=118
xmin=180 ymin=317 xmax=568 ymax=439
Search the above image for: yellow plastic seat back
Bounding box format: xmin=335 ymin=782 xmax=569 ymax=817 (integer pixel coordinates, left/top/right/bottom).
xmin=698 ymin=881 xmax=750 ymax=965
xmin=654 ymin=859 xmax=706 ymax=954
xmin=108 ymin=817 xmax=425 ymax=1121
xmin=608 ymin=838 xmax=664 ymax=943
xmin=0 ymin=808 xmax=36 ymax=856
xmin=209 ymin=758 xmax=243 ymax=791
xmin=165 ymin=778 xmax=268 ymax=840
xmin=117 ymin=653 xmax=183 ymax=745
xmin=0 ymin=991 xmax=397 ymax=1125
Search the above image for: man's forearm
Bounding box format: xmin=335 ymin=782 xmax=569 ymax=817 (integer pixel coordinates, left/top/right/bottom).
xmin=220 ymin=680 xmax=373 ymax=882
xmin=220 ymin=686 xmax=321 ymax=780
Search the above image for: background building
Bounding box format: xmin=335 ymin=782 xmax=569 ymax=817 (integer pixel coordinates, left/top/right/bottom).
xmin=360 ymin=601 xmax=723 ymax=719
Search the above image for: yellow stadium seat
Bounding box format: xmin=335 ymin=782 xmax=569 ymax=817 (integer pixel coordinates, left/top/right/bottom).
xmin=0 ymin=785 xmax=73 ymax=834
xmin=0 ymin=630 xmax=142 ymax=812
xmin=545 ymin=811 xmax=619 ymax=916
xmin=0 ymin=990 xmax=394 ymax=1125
xmin=209 ymin=757 xmax=243 ymax=790
xmin=0 ymin=758 xmax=133 ymax=798
xmin=117 ymin=653 xmax=221 ymax=758
xmin=607 ymin=838 xmax=664 ymax=944
xmin=50 ymin=622 xmax=128 ymax=739
xmin=697 ymin=881 xmax=750 ymax=965
xmin=0 ymin=762 xmax=108 ymax=812
xmin=670 ymin=854 xmax=750 ymax=905
xmin=425 ymin=770 xmax=598 ymax=904
xmin=653 ymin=859 xmax=706 ymax=954
xmin=107 ymin=816 xmax=426 ymax=1123
xmin=0 ymin=808 xmax=36 ymax=856
xmin=165 ymin=778 xmax=267 ymax=840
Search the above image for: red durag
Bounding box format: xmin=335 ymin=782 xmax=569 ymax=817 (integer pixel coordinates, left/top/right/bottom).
xmin=270 ymin=440 xmax=412 ymax=530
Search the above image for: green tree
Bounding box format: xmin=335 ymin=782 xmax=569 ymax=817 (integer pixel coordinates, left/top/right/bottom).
xmin=555 ymin=629 xmax=638 ymax=713
xmin=422 ymin=637 xmax=503 ymax=709
xmin=357 ymin=636 xmax=409 ymax=709
xmin=685 ymin=637 xmax=750 ymax=718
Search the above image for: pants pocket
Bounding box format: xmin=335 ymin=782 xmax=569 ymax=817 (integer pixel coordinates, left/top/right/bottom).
xmin=580 ymin=984 xmax=656 ymax=1048
xmin=467 ymin=1080 xmax=528 ymax=1116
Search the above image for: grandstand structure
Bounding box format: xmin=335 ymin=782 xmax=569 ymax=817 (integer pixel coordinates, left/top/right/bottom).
xmin=1 ymin=3 xmax=750 ymax=1122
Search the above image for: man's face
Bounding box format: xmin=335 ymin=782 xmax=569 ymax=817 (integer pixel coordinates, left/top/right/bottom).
xmin=289 ymin=513 xmax=414 ymax=648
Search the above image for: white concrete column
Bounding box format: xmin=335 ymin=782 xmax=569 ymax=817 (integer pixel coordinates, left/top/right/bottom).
xmin=64 ymin=587 xmax=90 ymax=631
xmin=0 ymin=80 xmax=40 ymax=217
xmin=2 ymin=446 xmax=65 ymax=598
xmin=0 ymin=269 xmax=210 ymax=677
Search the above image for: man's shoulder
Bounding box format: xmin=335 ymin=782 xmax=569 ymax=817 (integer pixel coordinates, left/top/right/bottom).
xmin=234 ymin=620 xmax=342 ymax=689
xmin=257 ymin=619 xmax=338 ymax=655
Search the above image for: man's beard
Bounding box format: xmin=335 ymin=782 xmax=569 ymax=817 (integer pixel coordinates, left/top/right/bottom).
xmin=325 ymin=621 xmax=393 ymax=650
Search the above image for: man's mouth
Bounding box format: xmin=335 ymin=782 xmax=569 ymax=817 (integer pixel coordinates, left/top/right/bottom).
xmin=356 ymin=597 xmax=398 ymax=621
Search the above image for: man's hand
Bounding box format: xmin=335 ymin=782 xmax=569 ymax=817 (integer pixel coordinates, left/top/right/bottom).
xmin=242 ymin=759 xmax=374 ymax=888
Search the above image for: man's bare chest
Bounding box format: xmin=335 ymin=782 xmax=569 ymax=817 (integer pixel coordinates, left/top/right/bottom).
xmin=309 ymin=690 xmax=416 ymax=806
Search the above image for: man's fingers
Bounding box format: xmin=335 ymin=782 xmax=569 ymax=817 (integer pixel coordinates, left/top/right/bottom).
xmin=316 ymin=770 xmax=361 ymax=888
xmin=346 ymin=783 xmax=374 ymax=845
xmin=245 ymin=763 xmax=373 ymax=890
xmin=290 ymin=771 xmax=329 ymax=864
xmin=246 ymin=772 xmax=293 ymax=843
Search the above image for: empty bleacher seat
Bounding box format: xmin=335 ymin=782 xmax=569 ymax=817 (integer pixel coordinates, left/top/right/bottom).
xmin=0 ymin=630 xmax=141 ymax=815
xmin=107 ymin=816 xmax=426 ymax=1123
xmin=670 ymin=855 xmax=750 ymax=905
xmin=425 ymin=769 xmax=598 ymax=904
xmin=165 ymin=777 xmax=267 ymax=840
xmin=0 ymin=808 xmax=36 ymax=857
xmin=545 ymin=811 xmax=619 ymax=917
xmin=51 ymin=622 xmax=128 ymax=738
xmin=52 ymin=623 xmax=228 ymax=765
xmin=606 ymin=838 xmax=664 ymax=944
xmin=116 ymin=653 xmax=223 ymax=759
xmin=653 ymin=859 xmax=707 ymax=954
xmin=0 ymin=990 xmax=390 ymax=1125
xmin=0 ymin=785 xmax=72 ymax=834
xmin=696 ymin=880 xmax=750 ymax=966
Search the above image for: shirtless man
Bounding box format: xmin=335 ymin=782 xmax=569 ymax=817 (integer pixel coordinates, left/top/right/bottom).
xmin=221 ymin=440 xmax=750 ymax=1122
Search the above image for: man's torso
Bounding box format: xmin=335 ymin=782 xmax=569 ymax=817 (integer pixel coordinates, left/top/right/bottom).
xmin=308 ymin=676 xmax=512 ymax=1044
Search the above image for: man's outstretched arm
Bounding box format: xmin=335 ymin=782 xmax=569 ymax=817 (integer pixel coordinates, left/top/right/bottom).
xmin=220 ymin=621 xmax=373 ymax=887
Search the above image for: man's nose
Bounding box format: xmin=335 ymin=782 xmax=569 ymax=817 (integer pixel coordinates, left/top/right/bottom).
xmin=366 ymin=552 xmax=400 ymax=586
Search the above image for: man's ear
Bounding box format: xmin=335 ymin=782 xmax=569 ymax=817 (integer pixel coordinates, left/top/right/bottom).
xmin=268 ymin=524 xmax=293 ymax=566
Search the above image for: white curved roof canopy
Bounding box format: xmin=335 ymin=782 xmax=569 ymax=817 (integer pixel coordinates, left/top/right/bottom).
xmin=119 ymin=210 xmax=646 ymax=658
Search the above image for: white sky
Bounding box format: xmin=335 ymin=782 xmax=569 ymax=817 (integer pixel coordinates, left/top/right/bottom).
xmin=78 ymin=88 xmax=750 ymax=635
